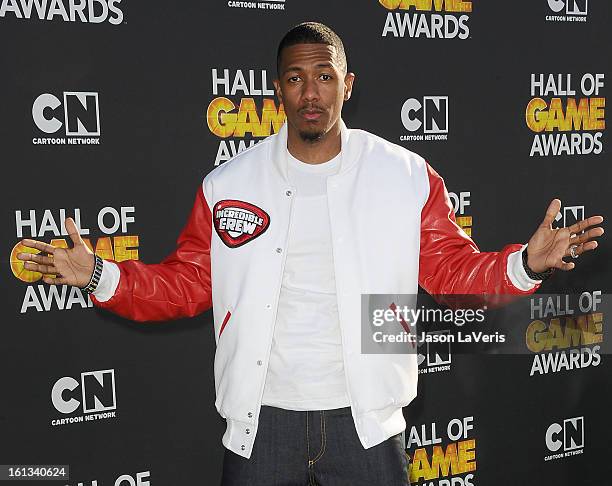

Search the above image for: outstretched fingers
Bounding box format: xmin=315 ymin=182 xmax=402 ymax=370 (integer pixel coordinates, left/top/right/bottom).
xmin=18 ymin=252 xmax=54 ymax=265
xmin=565 ymin=240 xmax=599 ymax=257
xmin=556 ymin=260 xmax=576 ymax=271
xmin=65 ymin=217 xmax=86 ymax=247
xmin=541 ymin=199 xmax=562 ymax=227
xmin=23 ymin=260 xmax=57 ymax=275
xmin=20 ymin=239 xmax=57 ymax=254
xmin=18 ymin=250 xmax=57 ymax=275
xmin=568 ymin=226 xmax=604 ymax=246
xmin=567 ymin=215 xmax=604 ymax=235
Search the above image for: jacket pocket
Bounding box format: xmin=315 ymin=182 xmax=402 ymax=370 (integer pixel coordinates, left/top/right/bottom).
xmin=219 ymin=309 xmax=232 ymax=338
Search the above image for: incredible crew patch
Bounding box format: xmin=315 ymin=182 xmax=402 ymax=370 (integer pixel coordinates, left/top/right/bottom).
xmin=213 ymin=199 xmax=270 ymax=248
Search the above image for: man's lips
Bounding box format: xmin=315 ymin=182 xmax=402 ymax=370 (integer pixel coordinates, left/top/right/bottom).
xmin=300 ymin=109 xmax=324 ymax=121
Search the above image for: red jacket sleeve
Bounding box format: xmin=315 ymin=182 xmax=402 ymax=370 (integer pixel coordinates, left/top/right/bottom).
xmin=418 ymin=163 xmax=538 ymax=296
xmin=91 ymin=187 xmax=213 ymax=322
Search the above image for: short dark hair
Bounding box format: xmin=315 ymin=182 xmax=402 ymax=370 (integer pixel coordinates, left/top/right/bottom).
xmin=277 ymin=22 xmax=347 ymax=75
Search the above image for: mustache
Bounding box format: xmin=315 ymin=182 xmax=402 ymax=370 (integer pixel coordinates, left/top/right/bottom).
xmin=298 ymin=105 xmax=325 ymax=114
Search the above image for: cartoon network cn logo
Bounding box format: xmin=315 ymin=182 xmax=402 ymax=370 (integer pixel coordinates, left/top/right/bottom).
xmin=544 ymin=416 xmax=584 ymax=461
xmin=32 ymin=92 xmax=100 ymax=146
xmin=227 ymin=0 xmax=286 ymax=11
xmin=400 ymin=96 xmax=448 ymax=142
xmin=417 ymin=330 xmax=452 ymax=375
xmin=552 ymin=205 xmax=584 ymax=230
xmin=546 ymin=0 xmax=587 ymax=22
xmin=548 ymin=0 xmax=587 ymax=15
xmin=51 ymin=369 xmax=117 ymax=426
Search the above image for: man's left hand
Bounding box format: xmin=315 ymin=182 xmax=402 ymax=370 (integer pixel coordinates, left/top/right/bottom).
xmin=526 ymin=199 xmax=604 ymax=273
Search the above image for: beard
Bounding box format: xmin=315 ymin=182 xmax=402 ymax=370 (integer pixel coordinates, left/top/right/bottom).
xmin=298 ymin=127 xmax=325 ymax=143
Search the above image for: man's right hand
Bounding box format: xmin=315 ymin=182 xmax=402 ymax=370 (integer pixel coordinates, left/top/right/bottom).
xmin=17 ymin=217 xmax=95 ymax=287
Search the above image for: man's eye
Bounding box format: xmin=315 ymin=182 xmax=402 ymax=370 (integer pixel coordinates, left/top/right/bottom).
xmin=320 ymin=74 xmax=332 ymax=81
xmin=288 ymin=76 xmax=300 ymax=82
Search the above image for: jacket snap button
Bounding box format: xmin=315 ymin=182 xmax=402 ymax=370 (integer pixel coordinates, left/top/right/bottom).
xmin=276 ymin=247 xmax=282 ymax=254
xmin=246 ymin=429 xmax=250 ymax=434
xmin=286 ymin=190 xmax=292 ymax=196
xmin=257 ymin=360 xmax=263 ymax=366
xmin=241 ymin=445 xmax=245 ymax=450
xmin=247 ymin=412 xmax=253 ymax=418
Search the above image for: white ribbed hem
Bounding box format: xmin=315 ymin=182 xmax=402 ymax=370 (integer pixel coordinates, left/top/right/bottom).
xmin=92 ymin=260 xmax=120 ymax=302
xmin=506 ymin=244 xmax=541 ymax=291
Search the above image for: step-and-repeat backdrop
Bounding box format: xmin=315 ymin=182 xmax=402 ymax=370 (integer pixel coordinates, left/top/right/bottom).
xmin=1 ymin=1 xmax=610 ymax=485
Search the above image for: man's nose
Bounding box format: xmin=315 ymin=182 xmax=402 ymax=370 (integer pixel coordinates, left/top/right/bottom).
xmin=301 ymin=78 xmax=319 ymax=102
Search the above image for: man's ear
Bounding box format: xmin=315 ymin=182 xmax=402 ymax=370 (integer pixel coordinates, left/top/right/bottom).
xmin=273 ymin=79 xmax=283 ymax=104
xmin=343 ymin=72 xmax=355 ymax=101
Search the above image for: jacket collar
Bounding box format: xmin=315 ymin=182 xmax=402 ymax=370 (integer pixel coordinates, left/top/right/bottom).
xmin=270 ymin=118 xmax=362 ymax=183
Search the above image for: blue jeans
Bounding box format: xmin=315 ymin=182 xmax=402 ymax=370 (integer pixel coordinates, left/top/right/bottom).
xmin=221 ymin=405 xmax=410 ymax=485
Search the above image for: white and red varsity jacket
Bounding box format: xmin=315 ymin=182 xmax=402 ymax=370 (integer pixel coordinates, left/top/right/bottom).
xmin=91 ymin=120 xmax=539 ymax=458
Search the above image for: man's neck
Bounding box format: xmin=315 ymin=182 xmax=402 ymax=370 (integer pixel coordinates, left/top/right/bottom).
xmin=287 ymin=121 xmax=341 ymax=164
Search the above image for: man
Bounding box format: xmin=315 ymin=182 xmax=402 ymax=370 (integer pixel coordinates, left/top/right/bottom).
xmin=18 ymin=22 xmax=603 ymax=486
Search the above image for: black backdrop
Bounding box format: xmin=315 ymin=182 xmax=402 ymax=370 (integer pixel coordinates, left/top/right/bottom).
xmin=1 ymin=1 xmax=610 ymax=485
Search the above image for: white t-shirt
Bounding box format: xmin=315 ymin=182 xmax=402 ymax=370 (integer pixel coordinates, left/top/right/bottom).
xmin=261 ymin=150 xmax=351 ymax=410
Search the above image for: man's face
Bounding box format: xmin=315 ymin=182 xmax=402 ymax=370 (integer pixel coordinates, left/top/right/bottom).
xmin=274 ymin=43 xmax=354 ymax=143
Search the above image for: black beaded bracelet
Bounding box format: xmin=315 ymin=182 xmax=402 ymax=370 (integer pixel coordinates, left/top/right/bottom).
xmin=80 ymin=254 xmax=104 ymax=294
xmin=521 ymin=247 xmax=554 ymax=281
